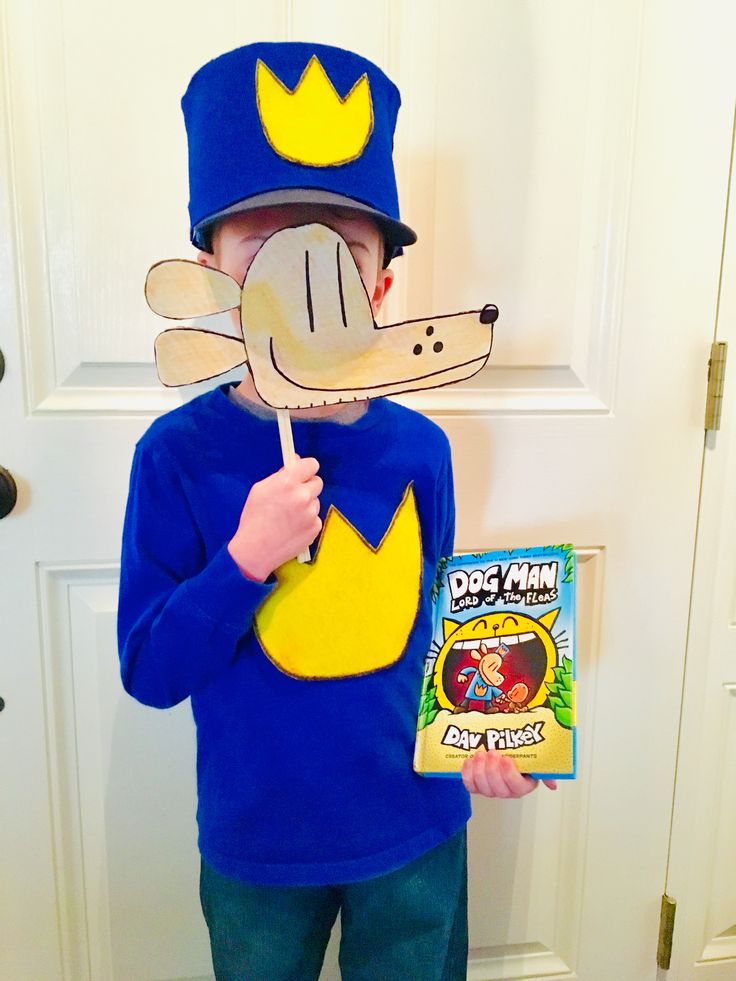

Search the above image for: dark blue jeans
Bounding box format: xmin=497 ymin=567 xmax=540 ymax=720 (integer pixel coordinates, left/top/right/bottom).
xmin=199 ymin=829 xmax=468 ymax=981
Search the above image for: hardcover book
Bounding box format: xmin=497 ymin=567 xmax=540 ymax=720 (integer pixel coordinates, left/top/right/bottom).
xmin=414 ymin=546 xmax=576 ymax=780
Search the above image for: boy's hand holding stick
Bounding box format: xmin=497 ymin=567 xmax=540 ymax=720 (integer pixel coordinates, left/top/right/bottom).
xmin=227 ymin=415 xmax=322 ymax=581
xmin=276 ymin=409 xmax=313 ymax=564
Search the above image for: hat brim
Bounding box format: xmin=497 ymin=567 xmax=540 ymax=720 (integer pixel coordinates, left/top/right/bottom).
xmin=192 ymin=188 xmax=417 ymax=261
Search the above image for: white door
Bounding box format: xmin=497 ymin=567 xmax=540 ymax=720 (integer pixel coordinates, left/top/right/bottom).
xmin=0 ymin=2 xmax=731 ymax=980
xmin=663 ymin=102 xmax=736 ymax=980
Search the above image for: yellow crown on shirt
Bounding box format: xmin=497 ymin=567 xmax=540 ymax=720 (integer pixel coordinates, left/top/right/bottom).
xmin=254 ymin=484 xmax=422 ymax=679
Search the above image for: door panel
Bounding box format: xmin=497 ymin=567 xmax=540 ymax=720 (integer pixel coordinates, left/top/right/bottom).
xmin=666 ymin=107 xmax=736 ymax=980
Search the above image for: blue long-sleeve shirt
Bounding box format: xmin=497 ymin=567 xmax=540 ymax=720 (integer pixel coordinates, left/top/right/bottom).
xmin=117 ymin=383 xmax=470 ymax=885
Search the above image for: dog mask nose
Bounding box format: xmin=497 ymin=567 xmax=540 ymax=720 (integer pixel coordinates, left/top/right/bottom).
xmin=480 ymin=304 xmax=499 ymax=325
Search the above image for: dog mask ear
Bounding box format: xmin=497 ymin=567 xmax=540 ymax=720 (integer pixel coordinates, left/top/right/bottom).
xmin=146 ymin=260 xmax=245 ymax=387
xmin=145 ymin=260 xmax=241 ymax=320
xmin=154 ymin=328 xmax=247 ymax=387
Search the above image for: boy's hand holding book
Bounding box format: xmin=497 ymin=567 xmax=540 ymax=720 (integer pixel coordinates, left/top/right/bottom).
xmin=461 ymin=750 xmax=557 ymax=798
xmin=227 ymin=455 xmax=323 ymax=582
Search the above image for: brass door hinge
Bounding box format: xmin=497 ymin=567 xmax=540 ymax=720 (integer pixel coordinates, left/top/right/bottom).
xmin=657 ymin=893 xmax=677 ymax=970
xmin=705 ymin=341 xmax=727 ymax=431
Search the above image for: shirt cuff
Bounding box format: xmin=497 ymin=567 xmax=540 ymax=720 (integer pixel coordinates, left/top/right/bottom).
xmin=183 ymin=543 xmax=278 ymax=634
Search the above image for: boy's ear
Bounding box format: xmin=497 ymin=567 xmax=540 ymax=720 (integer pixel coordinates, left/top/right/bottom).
xmin=371 ymin=266 xmax=394 ymax=314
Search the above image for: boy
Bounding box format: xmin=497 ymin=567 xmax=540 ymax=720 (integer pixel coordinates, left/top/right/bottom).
xmin=118 ymin=41 xmax=554 ymax=981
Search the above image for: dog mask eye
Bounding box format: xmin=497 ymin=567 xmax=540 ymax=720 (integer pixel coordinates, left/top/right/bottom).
xmin=241 ymin=224 xmax=377 ymax=356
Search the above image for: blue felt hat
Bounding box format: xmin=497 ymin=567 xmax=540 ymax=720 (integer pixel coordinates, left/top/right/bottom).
xmin=182 ymin=41 xmax=417 ymax=260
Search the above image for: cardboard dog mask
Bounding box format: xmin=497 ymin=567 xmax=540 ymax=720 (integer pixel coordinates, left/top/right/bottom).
xmin=147 ymin=221 xmax=498 ymax=409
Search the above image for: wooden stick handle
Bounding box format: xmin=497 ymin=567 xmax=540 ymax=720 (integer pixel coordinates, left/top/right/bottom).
xmin=276 ymin=409 xmax=311 ymax=564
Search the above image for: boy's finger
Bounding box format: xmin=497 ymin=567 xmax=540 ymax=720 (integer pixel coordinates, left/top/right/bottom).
xmin=497 ymin=754 xmax=532 ymax=797
xmin=291 ymin=455 xmax=320 ymax=478
xmin=304 ymin=475 xmax=324 ymax=497
xmin=542 ymin=779 xmax=558 ymax=791
xmin=519 ymin=775 xmax=542 ymax=797
xmin=463 ymin=753 xmax=493 ymax=795
xmin=464 ymin=754 xmax=487 ymax=796
xmin=498 ymin=755 xmax=543 ymax=798
xmin=460 ymin=759 xmax=477 ymax=794
xmin=475 ymin=751 xmax=512 ymax=798
xmin=476 ymin=750 xmax=506 ymax=792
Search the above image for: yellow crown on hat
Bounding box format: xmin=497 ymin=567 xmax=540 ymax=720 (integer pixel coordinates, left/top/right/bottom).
xmin=255 ymin=55 xmax=374 ymax=167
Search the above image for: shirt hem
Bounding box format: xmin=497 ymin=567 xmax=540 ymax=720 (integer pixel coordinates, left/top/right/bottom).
xmin=199 ymin=811 xmax=471 ymax=887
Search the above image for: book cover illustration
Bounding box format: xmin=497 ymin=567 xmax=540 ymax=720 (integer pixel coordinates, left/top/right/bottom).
xmin=414 ymin=545 xmax=576 ymax=779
